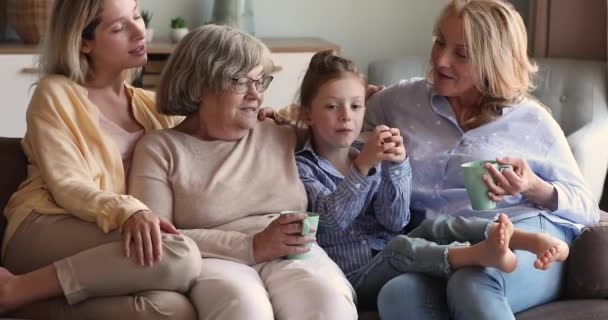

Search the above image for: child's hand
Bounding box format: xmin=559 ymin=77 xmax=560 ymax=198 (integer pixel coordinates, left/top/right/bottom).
xmin=382 ymin=128 xmax=407 ymax=163
xmin=354 ymin=125 xmax=395 ymax=175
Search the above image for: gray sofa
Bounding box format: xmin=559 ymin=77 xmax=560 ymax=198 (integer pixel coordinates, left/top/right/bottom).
xmin=356 ymin=57 xmax=608 ymax=319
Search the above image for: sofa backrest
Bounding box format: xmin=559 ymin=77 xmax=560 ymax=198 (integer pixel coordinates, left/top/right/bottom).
xmin=367 ymin=57 xmax=608 ymax=136
xmin=0 ymin=137 xmax=28 ymax=257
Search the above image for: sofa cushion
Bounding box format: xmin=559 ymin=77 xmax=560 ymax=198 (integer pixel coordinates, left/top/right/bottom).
xmin=0 ymin=137 xmax=28 ymax=266
xmin=515 ymin=299 xmax=608 ymax=320
xmin=565 ymin=211 xmax=608 ymax=298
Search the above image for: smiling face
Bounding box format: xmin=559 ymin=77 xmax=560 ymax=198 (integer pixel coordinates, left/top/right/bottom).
xmin=199 ymin=65 xmax=266 ymax=140
xmin=80 ymin=0 xmax=147 ymax=74
xmin=430 ymin=10 xmax=479 ymax=101
xmin=303 ymin=75 xmax=366 ymax=154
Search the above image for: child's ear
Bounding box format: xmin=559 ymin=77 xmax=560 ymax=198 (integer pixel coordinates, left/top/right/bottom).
xmin=298 ymin=106 xmax=313 ymax=126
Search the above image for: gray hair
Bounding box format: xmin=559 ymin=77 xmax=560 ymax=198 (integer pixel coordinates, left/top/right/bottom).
xmin=156 ymin=24 xmax=274 ymax=116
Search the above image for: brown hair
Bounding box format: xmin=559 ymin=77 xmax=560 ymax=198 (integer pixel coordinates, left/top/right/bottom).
xmin=297 ymin=50 xmax=366 ymax=110
xmin=429 ymin=0 xmax=538 ymax=130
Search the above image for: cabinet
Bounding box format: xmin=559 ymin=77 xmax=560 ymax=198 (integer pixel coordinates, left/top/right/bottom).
xmin=142 ymin=38 xmax=339 ymax=109
xmin=0 ymin=38 xmax=339 ymax=138
xmin=0 ymin=53 xmax=38 ymax=137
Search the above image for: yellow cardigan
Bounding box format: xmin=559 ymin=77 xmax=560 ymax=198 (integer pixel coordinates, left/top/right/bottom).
xmin=2 ymin=75 xmax=181 ymax=254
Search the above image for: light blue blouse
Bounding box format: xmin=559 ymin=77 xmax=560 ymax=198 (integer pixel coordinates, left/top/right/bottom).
xmin=365 ymin=78 xmax=599 ymax=233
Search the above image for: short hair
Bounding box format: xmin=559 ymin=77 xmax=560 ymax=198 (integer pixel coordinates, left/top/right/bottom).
xmin=428 ymin=0 xmax=538 ymax=130
xmin=39 ymin=0 xmax=105 ymax=83
xmin=296 ymin=50 xmax=366 ymax=110
xmin=156 ymin=24 xmax=274 ymax=116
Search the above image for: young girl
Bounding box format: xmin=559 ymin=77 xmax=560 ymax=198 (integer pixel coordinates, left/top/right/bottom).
xmin=294 ymin=50 xmax=570 ymax=309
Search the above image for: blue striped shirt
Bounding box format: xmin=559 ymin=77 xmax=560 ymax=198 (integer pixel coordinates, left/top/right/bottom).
xmin=295 ymin=140 xmax=412 ymax=277
xmin=364 ymin=78 xmax=600 ymax=232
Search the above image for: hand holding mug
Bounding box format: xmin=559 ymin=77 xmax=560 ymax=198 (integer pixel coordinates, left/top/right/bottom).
xmin=252 ymin=212 xmax=316 ymax=263
xmin=484 ymin=157 xmax=557 ymax=210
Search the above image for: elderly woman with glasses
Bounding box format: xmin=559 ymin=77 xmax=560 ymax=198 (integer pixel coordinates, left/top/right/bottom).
xmin=128 ymin=25 xmax=357 ymax=320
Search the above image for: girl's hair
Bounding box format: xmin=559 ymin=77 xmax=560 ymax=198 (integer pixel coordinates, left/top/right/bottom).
xmin=297 ymin=50 xmax=366 ymax=110
xmin=428 ymin=0 xmax=538 ymax=130
xmin=39 ymin=0 xmax=107 ymax=84
xmin=156 ymin=24 xmax=273 ymax=116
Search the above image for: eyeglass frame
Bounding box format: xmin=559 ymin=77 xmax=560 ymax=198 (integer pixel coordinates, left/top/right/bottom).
xmin=230 ymin=75 xmax=274 ymax=94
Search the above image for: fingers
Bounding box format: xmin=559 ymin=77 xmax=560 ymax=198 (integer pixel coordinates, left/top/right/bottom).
xmin=159 ymin=217 xmax=180 ymax=235
xmin=142 ymin=227 xmax=153 ymax=267
xmin=123 ymin=231 xmax=132 ymax=258
xmin=276 ymin=212 xmax=308 ymax=224
xmin=134 ymin=232 xmax=144 ymax=266
xmin=151 ymin=223 xmax=163 ymax=262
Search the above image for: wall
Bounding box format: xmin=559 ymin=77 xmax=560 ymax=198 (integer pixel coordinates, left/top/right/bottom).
xmin=529 ymin=0 xmax=607 ymax=60
xmin=140 ymin=0 xmax=446 ymax=72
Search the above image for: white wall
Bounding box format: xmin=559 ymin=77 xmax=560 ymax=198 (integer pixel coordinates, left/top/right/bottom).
xmin=140 ymin=0 xmax=446 ymax=72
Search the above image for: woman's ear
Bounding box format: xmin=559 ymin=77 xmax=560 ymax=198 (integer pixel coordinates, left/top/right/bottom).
xmin=80 ymin=39 xmax=93 ymax=55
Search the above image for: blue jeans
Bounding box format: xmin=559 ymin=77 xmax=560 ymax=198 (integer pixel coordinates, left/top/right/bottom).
xmin=350 ymin=215 xmax=492 ymax=309
xmin=377 ymin=215 xmax=576 ymax=320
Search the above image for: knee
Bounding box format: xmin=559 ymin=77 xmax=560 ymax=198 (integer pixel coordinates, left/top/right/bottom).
xmin=298 ymin=275 xmax=357 ymax=318
xmin=378 ymin=274 xmax=423 ymax=312
xmin=159 ymin=235 xmax=201 ymax=290
xmin=446 ymin=268 xmax=495 ymax=304
xmin=135 ymin=291 xmax=196 ymax=320
xmin=378 ymin=274 xmax=448 ymax=320
xmin=191 ymin=277 xmax=274 ymax=320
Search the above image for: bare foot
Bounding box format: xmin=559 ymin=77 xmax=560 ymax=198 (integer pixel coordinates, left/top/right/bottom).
xmin=476 ymin=213 xmax=517 ymax=273
xmin=531 ymin=233 xmax=570 ymax=270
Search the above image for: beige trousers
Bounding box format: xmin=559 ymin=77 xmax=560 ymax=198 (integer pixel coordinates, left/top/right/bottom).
xmin=190 ymin=244 xmax=357 ymax=320
xmin=3 ymin=212 xmax=201 ymax=320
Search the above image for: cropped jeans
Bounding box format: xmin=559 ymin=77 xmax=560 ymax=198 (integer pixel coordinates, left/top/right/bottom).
xmin=349 ymin=215 xmax=493 ymax=309
xmin=377 ymin=214 xmax=575 ymax=320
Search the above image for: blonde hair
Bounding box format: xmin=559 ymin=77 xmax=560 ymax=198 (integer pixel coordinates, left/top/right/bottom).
xmin=156 ymin=24 xmax=274 ymax=116
xmin=429 ymin=0 xmax=538 ymax=130
xmin=39 ymin=0 xmax=106 ymax=84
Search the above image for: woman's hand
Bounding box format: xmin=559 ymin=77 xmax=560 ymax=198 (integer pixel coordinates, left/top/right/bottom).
xmin=258 ymin=107 xmax=291 ymax=125
xmin=484 ymin=157 xmax=557 ymax=210
xmin=354 ymin=125 xmax=406 ymax=175
xmin=252 ymin=212 xmax=316 ymax=263
xmin=122 ymin=210 xmax=179 ymax=267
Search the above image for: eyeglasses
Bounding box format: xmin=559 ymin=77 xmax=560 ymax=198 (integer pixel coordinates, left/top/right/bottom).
xmin=230 ymin=75 xmax=273 ymax=94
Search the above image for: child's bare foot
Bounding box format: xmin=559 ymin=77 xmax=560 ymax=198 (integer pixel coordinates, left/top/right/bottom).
xmin=531 ymin=233 xmax=570 ymax=270
xmin=476 ymin=213 xmax=517 ymax=273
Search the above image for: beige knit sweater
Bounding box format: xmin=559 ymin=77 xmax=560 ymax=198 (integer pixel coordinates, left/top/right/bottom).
xmin=129 ymin=119 xmax=308 ymax=265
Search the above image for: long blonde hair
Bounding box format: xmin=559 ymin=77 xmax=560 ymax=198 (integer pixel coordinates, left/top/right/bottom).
xmin=39 ymin=0 xmax=106 ymax=84
xmin=429 ymin=0 xmax=538 ymax=130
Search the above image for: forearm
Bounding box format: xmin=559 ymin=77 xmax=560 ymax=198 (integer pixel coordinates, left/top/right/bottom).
xmin=374 ymin=161 xmax=412 ymax=231
xmin=180 ymin=228 xmax=256 ymax=265
xmin=523 ymin=176 xmax=558 ymax=211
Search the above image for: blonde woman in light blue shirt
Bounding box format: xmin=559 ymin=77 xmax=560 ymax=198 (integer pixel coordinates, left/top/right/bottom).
xmin=365 ymin=0 xmax=600 ymax=319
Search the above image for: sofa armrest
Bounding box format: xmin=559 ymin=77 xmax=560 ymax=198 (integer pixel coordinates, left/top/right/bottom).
xmin=567 ymin=119 xmax=608 ymax=202
xmin=565 ymin=211 xmax=608 ymax=298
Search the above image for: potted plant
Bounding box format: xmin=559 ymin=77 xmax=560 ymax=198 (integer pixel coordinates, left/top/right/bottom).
xmin=170 ymin=17 xmax=188 ymax=43
xmin=141 ymin=9 xmax=154 ymax=43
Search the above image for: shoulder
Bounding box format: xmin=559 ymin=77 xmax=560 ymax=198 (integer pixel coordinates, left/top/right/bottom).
xmin=507 ymin=97 xmax=565 ymax=139
xmin=256 ymin=118 xmax=297 ymax=144
xmin=33 ymin=75 xmax=84 ymax=99
xmin=367 ymin=77 xmax=431 ymax=110
xmin=28 ymin=75 xmax=86 ymax=114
